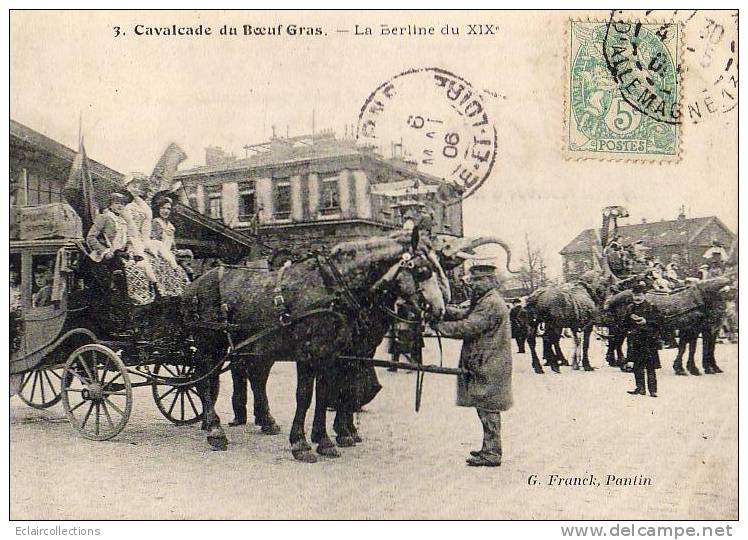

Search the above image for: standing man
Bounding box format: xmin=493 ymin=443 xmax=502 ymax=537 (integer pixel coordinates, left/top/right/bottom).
xmin=626 ymin=281 xmax=662 ymax=398
xmin=509 ymin=298 xmax=528 ymax=354
xmin=433 ymin=264 xmax=513 ymax=467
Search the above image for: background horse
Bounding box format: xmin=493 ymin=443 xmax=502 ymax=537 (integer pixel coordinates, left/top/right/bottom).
xmin=524 ymin=271 xmax=609 ymax=374
xmin=604 ymin=276 xmax=734 ymax=376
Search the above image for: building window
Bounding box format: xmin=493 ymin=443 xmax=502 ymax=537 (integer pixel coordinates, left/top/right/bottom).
xmin=206 ymin=186 xmax=222 ymax=219
xmin=238 ymin=181 xmax=255 ymax=221
xmin=25 ymin=172 xmax=62 ymax=206
xmin=274 ymin=180 xmax=291 ymax=219
xmin=320 ymin=177 xmax=340 ymax=215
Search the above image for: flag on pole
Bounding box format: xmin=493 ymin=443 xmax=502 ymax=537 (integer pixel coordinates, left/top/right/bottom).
xmin=63 ymin=139 xmax=99 ymax=233
xmin=151 ymin=142 xmax=187 ymax=193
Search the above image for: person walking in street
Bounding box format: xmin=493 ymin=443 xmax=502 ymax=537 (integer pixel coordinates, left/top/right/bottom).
xmin=433 ymin=264 xmax=513 ymax=467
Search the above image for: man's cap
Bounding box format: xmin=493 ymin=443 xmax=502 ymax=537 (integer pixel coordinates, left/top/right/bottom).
xmin=109 ymin=192 xmax=128 ymax=204
xmin=469 ymin=264 xmax=497 ymax=277
xmin=631 ymin=280 xmax=648 ymax=294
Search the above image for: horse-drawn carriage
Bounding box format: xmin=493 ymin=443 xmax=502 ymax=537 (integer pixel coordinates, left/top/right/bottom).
xmin=11 ymin=236 xmax=206 ymax=440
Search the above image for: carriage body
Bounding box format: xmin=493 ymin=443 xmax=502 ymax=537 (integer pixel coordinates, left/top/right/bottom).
xmin=10 ymin=237 xmax=208 ymax=438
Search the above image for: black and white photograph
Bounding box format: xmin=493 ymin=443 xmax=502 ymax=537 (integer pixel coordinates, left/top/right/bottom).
xmin=7 ymin=8 xmax=740 ymax=525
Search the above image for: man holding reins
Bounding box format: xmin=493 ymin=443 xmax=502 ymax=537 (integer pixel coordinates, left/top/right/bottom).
xmin=433 ymin=264 xmax=513 ymax=467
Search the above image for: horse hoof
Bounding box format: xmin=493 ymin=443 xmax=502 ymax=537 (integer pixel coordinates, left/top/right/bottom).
xmin=292 ymin=449 xmax=318 ymax=463
xmin=317 ymin=444 xmax=341 ymax=458
xmin=713 ymin=366 xmax=723 ymax=374
xmin=228 ymin=419 xmax=247 ymax=427
xmin=533 ymin=367 xmax=544 ymax=374
xmin=571 ymin=364 xmax=580 ymax=371
xmin=261 ymin=423 xmax=281 ymax=435
xmin=674 ymin=369 xmax=688 ymax=376
xmin=704 ymin=367 xmax=716 ymax=375
xmin=207 ymin=436 xmax=228 ymax=451
xmin=583 ymin=365 xmax=594 ymax=372
xmin=352 ymin=433 xmax=363 ymax=444
xmin=336 ymin=435 xmax=356 ymax=447
xmin=688 ymin=367 xmax=702 ymax=376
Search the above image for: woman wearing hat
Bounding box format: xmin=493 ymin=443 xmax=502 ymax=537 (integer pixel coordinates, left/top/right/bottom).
xmin=150 ymin=194 xmax=190 ymax=296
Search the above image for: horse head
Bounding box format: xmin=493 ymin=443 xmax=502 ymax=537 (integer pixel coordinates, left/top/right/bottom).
xmin=331 ymin=227 xmax=448 ymax=321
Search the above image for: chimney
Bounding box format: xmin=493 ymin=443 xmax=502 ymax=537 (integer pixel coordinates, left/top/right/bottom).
xmin=205 ymin=146 xmax=226 ymax=166
xmin=677 ymin=205 xmax=686 ymax=220
xmin=641 ymin=217 xmax=647 ymax=224
xmin=205 ymin=146 xmax=237 ymax=167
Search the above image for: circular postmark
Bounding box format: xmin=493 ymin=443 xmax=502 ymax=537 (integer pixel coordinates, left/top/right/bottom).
xmin=357 ymin=67 xmax=497 ymax=205
xmin=603 ymin=12 xmax=681 ymax=125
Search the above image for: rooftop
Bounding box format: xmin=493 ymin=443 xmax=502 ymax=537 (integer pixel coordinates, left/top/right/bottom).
xmin=559 ymin=216 xmax=734 ymax=255
xmin=174 ymin=131 xmax=446 ymax=185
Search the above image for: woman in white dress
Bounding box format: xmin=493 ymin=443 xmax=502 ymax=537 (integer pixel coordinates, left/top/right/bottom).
xmin=123 ymin=174 xmax=187 ymax=299
xmin=150 ymin=195 xmax=190 ymax=296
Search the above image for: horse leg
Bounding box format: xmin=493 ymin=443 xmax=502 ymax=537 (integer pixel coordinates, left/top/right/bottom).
xmin=347 ymin=412 xmax=362 ymax=443
xmin=544 ymin=329 xmax=560 ymax=373
xmin=555 ymin=331 xmax=569 ymax=366
xmin=686 ymin=332 xmax=701 ymax=376
xmin=703 ymin=329 xmax=720 ymax=374
xmin=582 ymin=325 xmax=594 ymax=371
xmin=310 ymin=370 xmax=340 ymax=457
xmin=673 ymin=333 xmax=687 ymax=375
xmin=570 ymin=328 xmax=581 ymax=370
xmin=605 ymin=330 xmax=618 ymax=367
xmin=201 ymin=370 xmax=227 ymax=451
xmin=527 ymin=325 xmax=544 ymax=374
xmin=247 ymin=360 xmax=280 ymax=435
xmin=289 ymin=361 xmax=317 ymax=463
xmin=333 ymin=410 xmax=355 ymax=447
xmin=228 ymin=363 xmax=247 ymax=427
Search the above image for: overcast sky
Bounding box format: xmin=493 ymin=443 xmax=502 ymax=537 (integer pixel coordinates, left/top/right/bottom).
xmin=10 ymin=11 xmax=738 ymax=277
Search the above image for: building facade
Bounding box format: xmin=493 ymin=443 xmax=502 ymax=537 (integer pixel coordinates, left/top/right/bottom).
xmin=559 ymin=213 xmax=735 ymax=281
xmin=174 ymin=132 xmax=464 ymax=255
xmin=10 ymin=119 xmax=256 ymax=262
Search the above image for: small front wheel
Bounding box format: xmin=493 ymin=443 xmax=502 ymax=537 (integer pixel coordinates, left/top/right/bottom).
xmin=18 ymin=368 xmax=64 ymax=409
xmin=151 ymin=362 xmax=204 ymax=426
xmin=61 ymin=344 xmax=132 ymax=441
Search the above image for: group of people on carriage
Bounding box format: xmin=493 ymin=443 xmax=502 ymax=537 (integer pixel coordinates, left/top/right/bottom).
xmin=604 ymin=235 xmax=729 ymax=292
xmin=84 ymin=174 xmax=192 ymax=335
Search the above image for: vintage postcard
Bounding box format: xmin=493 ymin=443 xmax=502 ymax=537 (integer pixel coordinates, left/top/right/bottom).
xmin=8 ymin=9 xmax=738 ymax=524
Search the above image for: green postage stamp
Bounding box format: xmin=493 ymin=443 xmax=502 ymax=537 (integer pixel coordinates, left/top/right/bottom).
xmin=565 ymin=20 xmax=681 ymax=161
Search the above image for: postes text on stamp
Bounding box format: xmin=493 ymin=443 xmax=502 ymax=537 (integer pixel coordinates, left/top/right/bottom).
xmin=565 ymin=20 xmax=680 ymax=161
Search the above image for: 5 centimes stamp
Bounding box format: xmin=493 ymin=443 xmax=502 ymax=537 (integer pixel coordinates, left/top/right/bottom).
xmin=565 ymin=20 xmax=680 ymax=161
xmin=357 ymin=67 xmax=497 ymax=204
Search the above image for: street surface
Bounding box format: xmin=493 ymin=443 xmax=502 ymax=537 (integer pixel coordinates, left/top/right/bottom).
xmin=10 ymin=338 xmax=738 ymax=519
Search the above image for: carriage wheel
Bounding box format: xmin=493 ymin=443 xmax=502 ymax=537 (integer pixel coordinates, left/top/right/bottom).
xmin=151 ymin=363 xmax=204 ymax=426
xmin=18 ymin=368 xmax=64 ymax=409
xmin=61 ymin=344 xmax=132 ymax=441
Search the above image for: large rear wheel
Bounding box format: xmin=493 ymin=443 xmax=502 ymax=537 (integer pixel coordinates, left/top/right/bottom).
xmin=61 ymin=344 xmax=132 ymax=441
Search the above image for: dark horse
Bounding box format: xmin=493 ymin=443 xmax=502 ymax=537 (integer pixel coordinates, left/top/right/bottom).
xmin=604 ymin=276 xmax=734 ymax=376
xmin=181 ymin=229 xmax=452 ymax=462
xmin=524 ymin=271 xmax=610 ymax=374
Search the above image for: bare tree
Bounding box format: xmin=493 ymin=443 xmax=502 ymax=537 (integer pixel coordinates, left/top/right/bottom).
xmin=518 ymin=233 xmax=548 ymax=293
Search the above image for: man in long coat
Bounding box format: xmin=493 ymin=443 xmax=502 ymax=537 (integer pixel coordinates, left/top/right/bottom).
xmin=434 ymin=264 xmax=513 ymax=467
